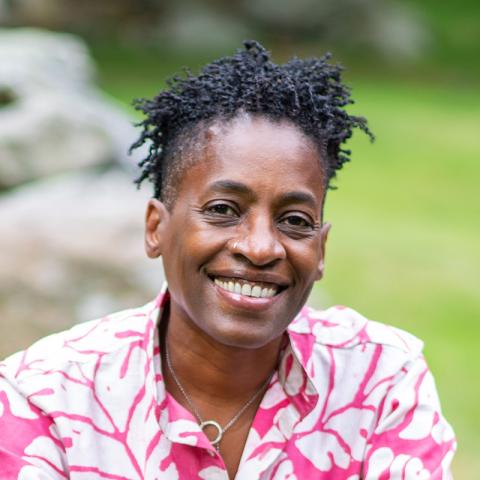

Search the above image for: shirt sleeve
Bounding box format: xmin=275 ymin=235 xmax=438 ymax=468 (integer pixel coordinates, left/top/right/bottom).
xmin=0 ymin=373 xmax=68 ymax=479
xmin=363 ymin=353 xmax=456 ymax=479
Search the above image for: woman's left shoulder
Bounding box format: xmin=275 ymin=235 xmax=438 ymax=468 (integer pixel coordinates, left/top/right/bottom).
xmin=290 ymin=304 xmax=424 ymax=357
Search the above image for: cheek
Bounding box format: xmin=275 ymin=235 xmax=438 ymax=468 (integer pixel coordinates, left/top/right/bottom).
xmin=287 ymin=242 xmax=322 ymax=282
xmin=178 ymin=225 xmax=229 ymax=272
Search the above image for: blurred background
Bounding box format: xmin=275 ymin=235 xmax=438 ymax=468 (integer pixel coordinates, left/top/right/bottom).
xmin=0 ymin=0 xmax=478 ymax=476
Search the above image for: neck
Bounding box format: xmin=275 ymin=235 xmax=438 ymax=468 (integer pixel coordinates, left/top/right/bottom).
xmin=161 ymin=308 xmax=284 ymax=406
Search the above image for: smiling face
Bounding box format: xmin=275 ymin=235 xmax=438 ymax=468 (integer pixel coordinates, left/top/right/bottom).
xmin=146 ymin=114 xmax=330 ymax=350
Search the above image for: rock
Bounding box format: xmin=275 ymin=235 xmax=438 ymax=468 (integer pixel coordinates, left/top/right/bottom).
xmin=0 ymin=170 xmax=163 ymax=358
xmin=242 ymin=0 xmax=428 ymax=59
xmin=0 ymin=28 xmax=145 ymax=189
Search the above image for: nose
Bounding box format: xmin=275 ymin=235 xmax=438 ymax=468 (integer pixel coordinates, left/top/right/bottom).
xmin=230 ymin=214 xmax=286 ymax=267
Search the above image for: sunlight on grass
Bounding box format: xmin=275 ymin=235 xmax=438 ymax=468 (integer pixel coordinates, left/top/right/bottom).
xmin=313 ymin=81 xmax=480 ymax=478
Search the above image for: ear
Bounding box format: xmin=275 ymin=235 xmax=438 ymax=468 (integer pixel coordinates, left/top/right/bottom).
xmin=145 ymin=198 xmax=170 ymax=258
xmin=315 ymin=222 xmax=331 ymax=281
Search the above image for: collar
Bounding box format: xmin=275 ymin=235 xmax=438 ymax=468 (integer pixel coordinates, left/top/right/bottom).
xmin=148 ymin=286 xmax=320 ymax=446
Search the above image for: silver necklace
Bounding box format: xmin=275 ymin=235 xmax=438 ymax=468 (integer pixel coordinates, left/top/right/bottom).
xmin=164 ymin=341 xmax=272 ymax=452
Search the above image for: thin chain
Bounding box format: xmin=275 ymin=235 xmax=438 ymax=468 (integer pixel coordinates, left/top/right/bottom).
xmin=164 ymin=340 xmax=272 ymax=447
xmin=165 ymin=343 xmax=204 ymax=423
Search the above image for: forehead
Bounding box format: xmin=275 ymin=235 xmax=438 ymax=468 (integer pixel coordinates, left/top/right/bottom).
xmin=177 ymin=115 xmax=326 ymax=205
xmin=213 ymin=115 xmax=316 ymax=160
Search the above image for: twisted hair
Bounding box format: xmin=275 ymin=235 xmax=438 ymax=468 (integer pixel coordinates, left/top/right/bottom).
xmin=130 ymin=40 xmax=373 ymax=206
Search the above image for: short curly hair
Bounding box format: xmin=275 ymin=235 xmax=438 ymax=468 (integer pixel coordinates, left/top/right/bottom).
xmin=130 ymin=40 xmax=372 ymax=207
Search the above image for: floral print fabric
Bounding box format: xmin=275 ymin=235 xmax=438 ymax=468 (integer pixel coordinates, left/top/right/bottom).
xmin=0 ymin=290 xmax=456 ymax=479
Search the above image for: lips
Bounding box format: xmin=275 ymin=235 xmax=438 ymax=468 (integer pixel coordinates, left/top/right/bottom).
xmin=206 ymin=269 xmax=289 ymax=312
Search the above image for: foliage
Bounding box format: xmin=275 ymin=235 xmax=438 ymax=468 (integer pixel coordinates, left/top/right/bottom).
xmin=5 ymin=0 xmax=479 ymax=75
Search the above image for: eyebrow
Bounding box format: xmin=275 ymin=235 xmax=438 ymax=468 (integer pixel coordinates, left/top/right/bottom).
xmin=208 ymin=180 xmax=252 ymax=196
xmin=207 ymin=180 xmax=318 ymax=208
xmin=279 ymin=191 xmax=317 ymax=209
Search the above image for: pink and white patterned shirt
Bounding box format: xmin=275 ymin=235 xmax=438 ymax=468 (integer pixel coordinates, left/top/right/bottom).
xmin=0 ymin=290 xmax=456 ymax=479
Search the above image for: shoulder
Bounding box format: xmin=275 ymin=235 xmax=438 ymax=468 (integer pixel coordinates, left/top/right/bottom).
xmin=289 ymin=304 xmax=424 ymax=358
xmin=0 ymin=297 xmax=159 ymax=391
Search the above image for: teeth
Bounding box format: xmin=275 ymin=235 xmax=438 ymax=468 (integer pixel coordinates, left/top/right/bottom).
xmin=261 ymin=287 xmax=273 ymax=298
xmin=251 ymin=285 xmax=262 ymax=297
xmin=241 ymin=284 xmax=252 ymax=296
xmin=214 ymin=277 xmax=278 ymax=298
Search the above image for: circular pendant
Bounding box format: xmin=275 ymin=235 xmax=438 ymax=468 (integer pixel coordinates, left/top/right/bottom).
xmin=200 ymin=420 xmax=223 ymax=446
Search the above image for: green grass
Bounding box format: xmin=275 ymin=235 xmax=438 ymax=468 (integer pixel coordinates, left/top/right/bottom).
xmin=92 ymin=48 xmax=480 ymax=478
xmin=405 ymin=0 xmax=480 ymax=76
xmin=90 ymin=43 xmax=219 ymax=108
xmin=316 ymin=81 xmax=480 ymax=478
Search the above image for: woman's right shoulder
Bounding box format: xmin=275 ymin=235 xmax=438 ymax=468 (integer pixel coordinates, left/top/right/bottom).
xmin=0 ymin=298 xmax=158 ymax=388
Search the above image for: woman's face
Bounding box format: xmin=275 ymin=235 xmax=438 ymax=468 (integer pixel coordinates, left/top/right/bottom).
xmin=146 ymin=114 xmax=330 ymax=349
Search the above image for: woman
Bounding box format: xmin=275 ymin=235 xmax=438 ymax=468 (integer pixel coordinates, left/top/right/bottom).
xmin=0 ymin=41 xmax=455 ymax=479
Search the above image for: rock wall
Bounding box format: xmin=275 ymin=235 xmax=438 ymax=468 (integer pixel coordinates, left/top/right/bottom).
xmin=0 ymin=29 xmax=163 ymax=358
xmin=0 ymin=28 xmax=142 ymax=188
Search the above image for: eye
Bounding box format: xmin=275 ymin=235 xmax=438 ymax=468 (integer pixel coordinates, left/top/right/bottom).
xmin=205 ymin=203 xmax=238 ymax=217
xmin=282 ymin=215 xmax=310 ymax=227
xmin=279 ymin=213 xmax=314 ymax=230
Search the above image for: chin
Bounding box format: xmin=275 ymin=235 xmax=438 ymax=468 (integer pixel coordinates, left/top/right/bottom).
xmin=206 ymin=319 xmax=282 ymax=350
